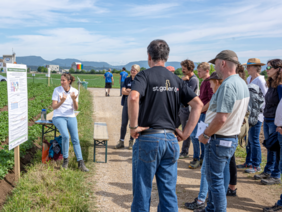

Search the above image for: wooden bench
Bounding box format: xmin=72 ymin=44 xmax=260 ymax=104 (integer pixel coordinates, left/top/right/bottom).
xmin=93 ymin=122 xmax=109 ymax=163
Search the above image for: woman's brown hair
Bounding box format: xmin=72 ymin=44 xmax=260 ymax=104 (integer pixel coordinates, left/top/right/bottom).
xmin=61 ymin=73 xmax=76 ymax=85
xmin=236 ymin=64 xmax=246 ymax=83
xmin=266 ymin=59 xmax=282 ymax=88
xmin=210 ymin=79 xmax=223 ymax=85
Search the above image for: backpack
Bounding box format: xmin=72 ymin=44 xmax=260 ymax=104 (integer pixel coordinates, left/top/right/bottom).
xmin=247 ymin=84 xmax=265 ymax=127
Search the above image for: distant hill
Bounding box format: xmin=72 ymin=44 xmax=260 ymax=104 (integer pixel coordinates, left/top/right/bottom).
xmin=1 ymin=56 xmax=199 ymax=70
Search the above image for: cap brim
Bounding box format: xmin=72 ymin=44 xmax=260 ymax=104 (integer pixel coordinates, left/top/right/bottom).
xmin=209 ymin=58 xmax=216 ymax=64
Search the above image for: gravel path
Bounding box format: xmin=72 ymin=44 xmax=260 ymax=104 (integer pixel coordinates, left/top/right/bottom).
xmin=89 ymin=88 xmax=280 ymax=212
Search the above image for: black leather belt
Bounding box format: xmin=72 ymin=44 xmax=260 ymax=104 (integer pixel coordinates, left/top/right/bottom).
xmin=211 ymin=134 xmax=237 ymax=139
xmin=140 ymin=129 xmax=175 ymax=135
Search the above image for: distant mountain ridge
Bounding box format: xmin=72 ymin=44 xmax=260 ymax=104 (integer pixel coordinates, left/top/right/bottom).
xmin=1 ymin=56 xmax=194 ymax=70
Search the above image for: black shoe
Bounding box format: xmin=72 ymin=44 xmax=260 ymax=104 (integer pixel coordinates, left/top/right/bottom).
xmin=226 ymin=187 xmax=237 ymax=196
xmin=78 ymin=160 xmax=89 ymax=172
xmin=190 ymin=158 xmax=197 ymax=165
xmin=184 ymin=197 xmax=205 ymax=210
xmin=194 ymin=208 xmax=206 ymax=212
xmin=179 ymin=152 xmax=189 ymax=159
xmin=261 ymin=177 xmax=281 ymax=185
xmin=263 ymin=203 xmax=282 ymax=212
xmin=108 ymin=94 xmax=110 ymax=97
xmin=254 ymin=172 xmax=271 ymax=180
xmin=62 ymin=158 xmax=68 ymax=169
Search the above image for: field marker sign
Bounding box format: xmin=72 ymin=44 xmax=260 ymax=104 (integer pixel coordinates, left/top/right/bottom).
xmin=6 ymin=63 xmax=28 ymax=181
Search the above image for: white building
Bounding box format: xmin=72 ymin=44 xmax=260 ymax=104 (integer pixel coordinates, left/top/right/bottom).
xmin=3 ymin=53 xmax=16 ymax=64
xmin=46 ymin=65 xmax=59 ymax=72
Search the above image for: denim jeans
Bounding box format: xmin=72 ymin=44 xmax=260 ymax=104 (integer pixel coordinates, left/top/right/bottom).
xmin=263 ymin=121 xmax=281 ymax=178
xmin=246 ymin=121 xmax=262 ymax=167
xmin=52 ymin=116 xmax=83 ymax=161
xmin=205 ymin=136 xmax=238 ymax=212
xmin=131 ymin=131 xmax=179 ymax=212
xmin=190 ymin=113 xmax=206 ymax=160
xmin=279 ymin=133 xmax=282 ymax=173
xmin=120 ymin=81 xmax=125 ymax=96
xmin=179 ymin=107 xmax=191 ymax=154
xmin=198 ymin=154 xmax=230 ymax=203
xmin=278 ymin=194 xmax=282 ymax=206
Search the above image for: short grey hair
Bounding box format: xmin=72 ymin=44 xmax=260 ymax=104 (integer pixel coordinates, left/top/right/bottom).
xmin=147 ymin=39 xmax=170 ymax=62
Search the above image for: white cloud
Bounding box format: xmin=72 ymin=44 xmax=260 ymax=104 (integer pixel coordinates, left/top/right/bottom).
xmin=0 ymin=0 xmax=107 ymax=28
xmin=126 ymin=3 xmax=179 ymax=17
xmin=0 ymin=28 xmax=145 ymax=63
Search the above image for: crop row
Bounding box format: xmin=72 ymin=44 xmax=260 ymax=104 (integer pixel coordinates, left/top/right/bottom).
xmin=0 ymin=83 xmax=55 ymax=142
xmin=0 ymin=82 xmax=56 ymax=179
xmin=0 ymin=124 xmax=41 ymax=179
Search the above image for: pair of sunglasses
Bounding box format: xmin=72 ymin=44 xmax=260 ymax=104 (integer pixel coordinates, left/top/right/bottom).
xmin=266 ymin=66 xmax=273 ymax=70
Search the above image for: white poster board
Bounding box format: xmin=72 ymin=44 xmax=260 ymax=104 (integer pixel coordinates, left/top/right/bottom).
xmin=6 ymin=64 xmax=28 ymax=150
xmin=47 ymin=68 xmax=51 ymax=77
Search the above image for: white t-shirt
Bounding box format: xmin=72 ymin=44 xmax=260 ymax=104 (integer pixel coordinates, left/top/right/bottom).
xmin=205 ymin=75 xmax=250 ymax=136
xmin=52 ymin=86 xmax=79 ymax=118
xmin=275 ymin=99 xmax=282 ymax=127
xmin=247 ymin=75 xmax=268 ymax=122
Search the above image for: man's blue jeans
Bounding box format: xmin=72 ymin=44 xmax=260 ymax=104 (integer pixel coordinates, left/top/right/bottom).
xmin=205 ymin=136 xmax=238 ymax=212
xmin=191 ymin=114 xmax=206 ymax=160
xmin=263 ymin=121 xmax=281 ymax=178
xmin=52 ymin=117 xmax=83 ymax=161
xmin=131 ymin=131 xmax=179 ymax=212
xmin=246 ymin=121 xmax=262 ymax=167
xmin=120 ymin=81 xmax=125 ymax=96
xmin=198 ymin=156 xmax=230 ymax=203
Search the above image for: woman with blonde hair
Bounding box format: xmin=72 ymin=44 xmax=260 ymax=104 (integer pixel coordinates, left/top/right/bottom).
xmin=115 ymin=64 xmax=140 ymax=149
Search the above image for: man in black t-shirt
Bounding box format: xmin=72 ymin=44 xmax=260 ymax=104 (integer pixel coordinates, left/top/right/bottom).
xmin=128 ymin=39 xmax=203 ymax=212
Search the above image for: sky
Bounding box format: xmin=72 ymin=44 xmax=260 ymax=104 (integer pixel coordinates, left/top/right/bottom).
xmin=0 ymin=0 xmax=282 ymax=65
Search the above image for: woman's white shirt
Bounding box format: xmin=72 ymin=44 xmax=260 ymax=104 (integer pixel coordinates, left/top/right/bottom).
xmin=52 ymin=86 xmax=78 ymax=118
xmin=247 ymin=75 xmax=268 ymax=123
xmin=275 ymin=99 xmax=282 ymax=127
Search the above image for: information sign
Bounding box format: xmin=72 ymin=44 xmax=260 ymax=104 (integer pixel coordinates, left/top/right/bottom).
xmin=6 ymin=64 xmax=28 ymax=150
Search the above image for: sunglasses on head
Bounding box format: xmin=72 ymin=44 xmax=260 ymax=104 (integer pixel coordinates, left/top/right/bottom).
xmin=266 ymin=66 xmax=273 ymax=70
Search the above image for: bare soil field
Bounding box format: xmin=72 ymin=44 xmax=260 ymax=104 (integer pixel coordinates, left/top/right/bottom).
xmin=89 ymin=88 xmax=281 ymax=212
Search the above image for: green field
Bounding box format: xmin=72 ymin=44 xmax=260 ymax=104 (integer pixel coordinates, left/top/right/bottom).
xmin=0 ymin=73 xmax=121 ymax=88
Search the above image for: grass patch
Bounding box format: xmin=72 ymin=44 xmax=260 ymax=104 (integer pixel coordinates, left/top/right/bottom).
xmin=2 ymin=86 xmax=95 ymax=212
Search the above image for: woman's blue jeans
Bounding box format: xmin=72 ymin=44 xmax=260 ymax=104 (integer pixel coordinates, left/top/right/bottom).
xmin=263 ymin=121 xmax=281 ymax=178
xmin=52 ymin=117 xmax=83 ymax=161
xmin=190 ymin=114 xmax=206 ymax=160
xmin=131 ymin=131 xmax=179 ymax=212
xmin=246 ymin=121 xmax=262 ymax=167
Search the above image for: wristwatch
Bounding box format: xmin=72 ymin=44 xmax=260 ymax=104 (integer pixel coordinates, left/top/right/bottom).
xmin=203 ymin=132 xmax=210 ymax=139
xmin=129 ymin=125 xmax=138 ymax=130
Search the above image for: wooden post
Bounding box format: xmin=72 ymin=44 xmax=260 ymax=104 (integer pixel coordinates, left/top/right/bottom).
xmin=14 ymin=146 xmax=20 ymax=181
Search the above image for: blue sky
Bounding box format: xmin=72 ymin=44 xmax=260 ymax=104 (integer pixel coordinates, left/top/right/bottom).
xmin=0 ymin=0 xmax=282 ymax=65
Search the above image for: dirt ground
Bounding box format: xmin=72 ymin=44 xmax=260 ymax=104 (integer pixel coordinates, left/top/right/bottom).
xmin=89 ymin=88 xmax=281 ymax=212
